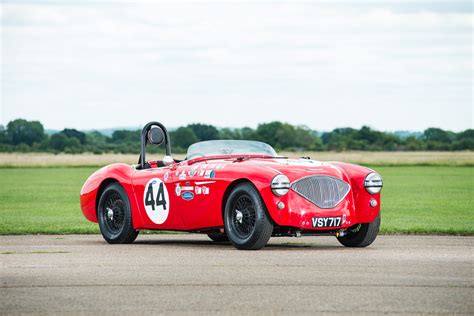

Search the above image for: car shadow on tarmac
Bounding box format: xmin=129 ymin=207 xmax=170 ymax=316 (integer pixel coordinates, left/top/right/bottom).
xmin=130 ymin=238 xmax=344 ymax=250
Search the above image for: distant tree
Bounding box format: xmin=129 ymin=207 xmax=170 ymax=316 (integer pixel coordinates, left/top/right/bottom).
xmin=293 ymin=126 xmax=323 ymax=151
xmin=187 ymin=124 xmax=219 ymax=141
xmin=255 ymin=122 xmax=283 ymax=146
xmin=403 ymin=136 xmax=423 ymax=150
xmin=452 ymin=129 xmax=474 ymax=150
xmin=218 ymin=128 xmax=241 ymax=140
xmin=7 ymin=119 xmax=46 ymax=146
xmin=64 ymin=137 xmax=82 ymax=154
xmin=86 ymin=131 xmax=109 ymax=145
xmin=50 ymin=133 xmax=69 ymax=151
xmin=170 ymin=127 xmax=199 ymax=150
xmin=61 ymin=128 xmax=86 ymax=144
xmin=1 ymin=117 xmax=472 ymax=154
xmin=321 ymin=128 xmax=357 ymax=151
xmin=240 ymin=127 xmax=257 ymax=140
xmin=15 ymin=143 xmax=31 ymax=152
xmin=423 ymin=128 xmax=452 ymax=143
xmin=456 ymin=129 xmax=474 ymax=141
xmin=111 ymin=130 xmax=141 ymax=143
xmin=0 ymin=129 xmax=9 ymax=144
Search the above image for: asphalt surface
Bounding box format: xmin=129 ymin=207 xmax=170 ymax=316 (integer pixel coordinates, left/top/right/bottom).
xmin=1 ymin=235 xmax=472 ymax=315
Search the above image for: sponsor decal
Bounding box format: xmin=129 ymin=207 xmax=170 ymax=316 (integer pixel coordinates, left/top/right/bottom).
xmin=182 ymin=191 xmax=194 ymax=201
xmin=181 ymin=186 xmax=193 ymax=191
xmin=164 ymin=171 xmax=169 ymax=182
xmin=312 ymin=217 xmax=342 ymax=228
xmin=175 ymin=184 xmax=182 ymax=197
xmin=179 ymin=171 xmax=186 ymax=180
xmin=195 ymin=186 xmax=209 ymax=195
xmin=143 ymin=178 xmax=170 ymax=224
xmin=210 ymin=170 xmax=216 ymax=178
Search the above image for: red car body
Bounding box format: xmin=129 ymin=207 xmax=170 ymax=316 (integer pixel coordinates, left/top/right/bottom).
xmin=80 ymin=154 xmax=380 ymax=234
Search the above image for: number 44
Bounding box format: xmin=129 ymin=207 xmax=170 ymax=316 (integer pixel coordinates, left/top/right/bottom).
xmin=145 ymin=183 xmax=167 ymax=211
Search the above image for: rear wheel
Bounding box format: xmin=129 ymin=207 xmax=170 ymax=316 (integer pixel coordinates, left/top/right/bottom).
xmin=224 ymin=183 xmax=273 ymax=250
xmin=98 ymin=182 xmax=139 ymax=244
xmin=207 ymin=232 xmax=229 ymax=242
xmin=337 ymin=213 xmax=380 ymax=247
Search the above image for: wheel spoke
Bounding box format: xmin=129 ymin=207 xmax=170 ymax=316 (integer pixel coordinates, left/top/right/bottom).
xmin=230 ymin=194 xmax=257 ymax=238
xmin=102 ymin=192 xmax=125 ymax=234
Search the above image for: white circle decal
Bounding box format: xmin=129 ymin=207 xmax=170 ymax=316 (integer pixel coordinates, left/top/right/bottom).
xmin=143 ymin=178 xmax=170 ymax=224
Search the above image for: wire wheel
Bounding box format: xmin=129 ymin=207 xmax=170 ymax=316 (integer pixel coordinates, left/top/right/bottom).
xmin=224 ymin=183 xmax=273 ymax=250
xmin=101 ymin=192 xmax=126 ymax=236
xmin=231 ymin=194 xmax=257 ymax=239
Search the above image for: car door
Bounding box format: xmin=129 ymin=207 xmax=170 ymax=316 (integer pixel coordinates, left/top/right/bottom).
xmin=131 ymin=164 xmax=185 ymax=230
xmin=173 ymin=161 xmax=223 ymax=230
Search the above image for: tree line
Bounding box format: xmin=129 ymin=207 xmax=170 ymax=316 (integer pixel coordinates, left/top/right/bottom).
xmin=0 ymin=119 xmax=472 ymax=154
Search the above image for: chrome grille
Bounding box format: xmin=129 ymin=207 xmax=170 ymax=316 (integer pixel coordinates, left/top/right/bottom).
xmin=291 ymin=176 xmax=350 ymax=209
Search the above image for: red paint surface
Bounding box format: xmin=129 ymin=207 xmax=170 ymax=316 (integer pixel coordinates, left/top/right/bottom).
xmin=80 ymin=155 xmax=381 ymax=232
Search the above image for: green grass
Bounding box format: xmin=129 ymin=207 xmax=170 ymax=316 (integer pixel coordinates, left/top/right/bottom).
xmin=0 ymin=168 xmax=99 ymax=234
xmin=375 ymin=166 xmax=473 ymax=235
xmin=0 ymin=166 xmax=472 ymax=235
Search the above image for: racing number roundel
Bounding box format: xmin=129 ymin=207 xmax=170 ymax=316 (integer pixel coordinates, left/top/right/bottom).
xmin=143 ymin=178 xmax=170 ymax=224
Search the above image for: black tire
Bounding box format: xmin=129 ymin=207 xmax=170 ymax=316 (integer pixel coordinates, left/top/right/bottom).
xmin=97 ymin=182 xmax=139 ymax=244
xmin=207 ymin=232 xmax=229 ymax=242
xmin=337 ymin=213 xmax=380 ymax=247
xmin=224 ymin=183 xmax=273 ymax=250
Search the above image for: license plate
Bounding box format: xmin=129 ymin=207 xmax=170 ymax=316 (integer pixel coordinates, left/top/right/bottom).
xmin=312 ymin=217 xmax=342 ymax=228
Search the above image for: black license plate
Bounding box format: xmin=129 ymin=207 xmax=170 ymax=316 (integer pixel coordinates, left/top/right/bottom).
xmin=312 ymin=217 xmax=342 ymax=228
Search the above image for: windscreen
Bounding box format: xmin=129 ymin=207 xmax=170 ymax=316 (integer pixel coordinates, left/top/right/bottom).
xmin=186 ymin=140 xmax=277 ymax=160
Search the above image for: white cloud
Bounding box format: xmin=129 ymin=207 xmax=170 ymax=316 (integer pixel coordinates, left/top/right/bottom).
xmin=1 ymin=0 xmax=472 ymax=131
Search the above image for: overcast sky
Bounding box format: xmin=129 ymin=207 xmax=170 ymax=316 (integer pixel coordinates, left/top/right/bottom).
xmin=1 ymin=0 xmax=472 ymax=132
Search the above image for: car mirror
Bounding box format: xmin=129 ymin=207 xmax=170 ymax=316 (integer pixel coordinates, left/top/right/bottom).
xmin=147 ymin=126 xmax=165 ymax=145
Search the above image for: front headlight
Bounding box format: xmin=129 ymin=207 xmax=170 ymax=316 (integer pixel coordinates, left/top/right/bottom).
xmin=364 ymin=172 xmax=383 ymax=194
xmin=271 ymin=174 xmax=290 ymax=196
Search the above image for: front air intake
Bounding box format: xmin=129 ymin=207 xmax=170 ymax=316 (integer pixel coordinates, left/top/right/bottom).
xmin=291 ymin=176 xmax=350 ymax=209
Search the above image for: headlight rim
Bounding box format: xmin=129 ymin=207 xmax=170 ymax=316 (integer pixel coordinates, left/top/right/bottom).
xmin=364 ymin=172 xmax=383 ymax=194
xmin=271 ymin=174 xmax=291 ymax=196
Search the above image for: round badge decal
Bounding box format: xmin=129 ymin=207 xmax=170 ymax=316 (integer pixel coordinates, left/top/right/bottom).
xmin=143 ymin=178 xmax=170 ymax=224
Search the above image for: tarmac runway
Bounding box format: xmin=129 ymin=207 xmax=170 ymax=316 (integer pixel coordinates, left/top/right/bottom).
xmin=1 ymin=234 xmax=472 ymax=315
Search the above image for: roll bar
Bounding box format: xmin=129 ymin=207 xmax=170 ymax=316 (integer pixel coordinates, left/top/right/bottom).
xmin=138 ymin=121 xmax=172 ymax=169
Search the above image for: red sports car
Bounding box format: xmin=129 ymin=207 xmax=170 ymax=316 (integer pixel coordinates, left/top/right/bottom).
xmin=80 ymin=122 xmax=383 ymax=250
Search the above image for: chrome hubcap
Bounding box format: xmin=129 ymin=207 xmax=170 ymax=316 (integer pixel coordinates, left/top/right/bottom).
xmin=235 ymin=210 xmax=243 ymax=224
xmin=106 ymin=208 xmax=114 ymax=221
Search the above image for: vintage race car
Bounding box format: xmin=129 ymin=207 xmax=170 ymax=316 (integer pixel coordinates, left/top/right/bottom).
xmin=80 ymin=122 xmax=383 ymax=250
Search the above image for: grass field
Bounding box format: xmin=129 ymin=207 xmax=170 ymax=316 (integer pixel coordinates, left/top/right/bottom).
xmin=0 ymin=166 xmax=472 ymax=235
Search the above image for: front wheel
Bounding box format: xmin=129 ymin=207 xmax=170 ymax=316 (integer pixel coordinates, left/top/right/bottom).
xmin=224 ymin=183 xmax=273 ymax=250
xmin=97 ymin=182 xmax=139 ymax=244
xmin=337 ymin=213 xmax=380 ymax=247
